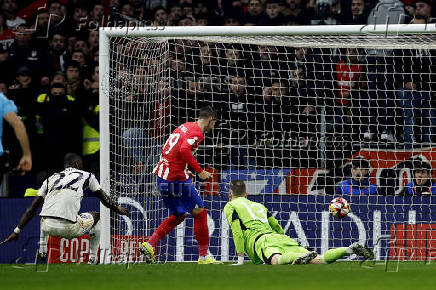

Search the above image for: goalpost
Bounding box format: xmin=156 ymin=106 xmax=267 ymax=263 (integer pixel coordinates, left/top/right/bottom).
xmin=99 ymin=25 xmax=436 ymax=264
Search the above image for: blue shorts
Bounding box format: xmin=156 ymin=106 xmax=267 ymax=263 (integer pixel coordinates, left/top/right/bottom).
xmin=157 ymin=177 xmax=204 ymax=216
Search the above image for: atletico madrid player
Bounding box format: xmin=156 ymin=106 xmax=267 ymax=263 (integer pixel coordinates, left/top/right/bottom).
xmin=141 ymin=106 xmax=221 ymax=264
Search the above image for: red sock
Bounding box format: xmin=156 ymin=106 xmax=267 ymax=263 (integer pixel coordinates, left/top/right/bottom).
xmin=194 ymin=209 xmax=209 ymax=257
xmin=148 ymin=215 xmax=185 ymax=248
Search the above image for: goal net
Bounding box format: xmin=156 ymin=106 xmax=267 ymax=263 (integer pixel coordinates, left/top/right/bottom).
xmin=99 ymin=26 xmax=436 ymax=263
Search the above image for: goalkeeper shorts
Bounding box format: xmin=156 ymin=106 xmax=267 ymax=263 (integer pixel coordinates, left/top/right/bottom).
xmin=157 ymin=177 xmax=204 ymax=216
xmin=255 ymin=233 xmax=309 ymax=264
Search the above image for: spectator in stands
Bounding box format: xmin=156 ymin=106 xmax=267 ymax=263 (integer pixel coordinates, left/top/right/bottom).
xmin=402 ymin=160 xmax=436 ymax=195
xmin=120 ymin=2 xmax=137 ymax=18
xmin=0 ymin=46 xmax=12 ymax=84
xmin=253 ymin=79 xmax=290 ymax=168
xmin=335 ymin=48 xmax=366 ymax=140
xmin=243 ymin=0 xmax=264 ymax=25
xmin=396 ymin=47 xmax=436 ymax=148
xmin=194 ymin=44 xmax=219 ymax=82
xmin=88 ymin=31 xmax=99 ymax=56
xmin=410 ymin=0 xmax=435 ymax=23
xmin=72 ymin=50 xmax=87 ymax=68
xmin=0 ymin=12 xmax=15 ymax=50
xmin=48 ymin=32 xmax=67 ymax=72
xmin=36 ymin=83 xmax=81 ymax=172
xmin=221 ymin=46 xmax=248 ymax=77
xmin=288 ymin=67 xmax=318 ymax=144
xmin=367 ymin=0 xmax=406 ymax=24
xmin=181 ymin=3 xmax=194 ymax=18
xmin=8 ymin=23 xmax=50 ymax=86
xmin=178 ymin=16 xmax=195 ymax=26
xmin=336 ymin=156 xmax=379 ymax=195
xmin=8 ymin=66 xmax=37 ymax=134
xmin=65 ymin=61 xmax=82 ymax=100
xmin=82 ymin=80 xmax=100 ymax=178
xmin=48 ymin=0 xmax=65 ymax=28
xmin=1 ymin=0 xmax=26 ymax=30
xmin=74 ymin=39 xmax=90 ymax=57
xmin=364 ymin=0 xmax=402 ymax=143
xmin=169 ymin=4 xmax=183 ymax=24
xmin=220 ymin=74 xmax=256 ymax=168
xmin=90 ymin=3 xmax=105 ymax=23
xmin=196 ymin=14 xmax=209 ymax=25
xmin=153 ymin=6 xmax=169 ymax=26
xmin=50 ymin=71 xmax=66 ymax=87
xmin=343 ymin=0 xmax=368 ymax=24
xmin=30 ymin=9 xmax=51 ymax=45
xmin=66 ymin=34 xmax=78 ymax=56
xmin=66 ymin=6 xmax=88 ymax=34
xmin=281 ymin=0 xmax=307 ymax=25
xmin=259 ymin=0 xmax=285 ymax=25
xmin=252 ymin=45 xmax=283 ymax=89
xmin=223 ymin=17 xmax=241 ymax=26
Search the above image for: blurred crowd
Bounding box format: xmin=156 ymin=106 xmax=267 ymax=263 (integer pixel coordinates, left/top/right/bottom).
xmin=0 ymin=0 xmax=435 ymax=196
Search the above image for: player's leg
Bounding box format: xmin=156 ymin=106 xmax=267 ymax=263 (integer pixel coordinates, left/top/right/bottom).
xmin=259 ymin=234 xmax=316 ymax=265
xmin=141 ymin=178 xmax=186 ymax=262
xmin=146 ymin=179 xmax=186 ymax=247
xmin=70 ymin=212 xmax=99 ymax=264
xmin=37 ymin=218 xmax=49 ymax=263
xmin=184 ymin=180 xmax=220 ymax=264
xmin=311 ymin=242 xmax=374 ymax=264
xmin=87 ymin=212 xmax=100 ymax=264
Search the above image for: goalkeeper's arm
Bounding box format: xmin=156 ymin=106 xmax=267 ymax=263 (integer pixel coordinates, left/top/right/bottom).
xmin=224 ymin=203 xmax=246 ymax=264
xmin=267 ymin=211 xmax=284 ymax=235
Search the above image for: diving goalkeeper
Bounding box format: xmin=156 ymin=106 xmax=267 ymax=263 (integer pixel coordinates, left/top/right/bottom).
xmin=224 ymin=180 xmax=374 ymax=265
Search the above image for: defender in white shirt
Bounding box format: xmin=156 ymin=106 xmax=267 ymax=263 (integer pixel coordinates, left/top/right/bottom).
xmin=1 ymin=153 xmax=129 ymax=264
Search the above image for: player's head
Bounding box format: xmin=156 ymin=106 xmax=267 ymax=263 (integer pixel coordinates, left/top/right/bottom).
xmin=413 ymin=160 xmax=432 ymax=186
xmin=198 ymin=106 xmax=217 ymax=132
xmin=64 ymin=153 xmax=83 ymax=170
xmin=351 ymin=156 xmax=370 ymax=182
xmin=229 ymin=180 xmax=247 ymax=200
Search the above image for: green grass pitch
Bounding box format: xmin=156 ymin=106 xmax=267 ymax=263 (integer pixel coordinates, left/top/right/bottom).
xmin=1 ymin=262 xmax=436 ymax=290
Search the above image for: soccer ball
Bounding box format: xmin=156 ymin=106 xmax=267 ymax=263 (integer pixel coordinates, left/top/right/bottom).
xmin=329 ymin=197 xmax=350 ymax=219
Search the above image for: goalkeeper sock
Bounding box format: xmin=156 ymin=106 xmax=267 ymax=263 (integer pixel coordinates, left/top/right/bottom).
xmin=322 ymin=247 xmax=348 ymax=264
xmin=148 ymin=215 xmax=185 ymax=247
xmin=194 ymin=209 xmax=209 ymax=257
xmin=278 ymin=252 xmax=306 ymax=265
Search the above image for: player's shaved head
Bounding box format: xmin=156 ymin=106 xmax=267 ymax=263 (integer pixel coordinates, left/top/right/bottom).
xmin=64 ymin=153 xmax=83 ymax=170
xmin=230 ymin=180 xmax=246 ymax=197
xmin=198 ymin=106 xmax=217 ymax=120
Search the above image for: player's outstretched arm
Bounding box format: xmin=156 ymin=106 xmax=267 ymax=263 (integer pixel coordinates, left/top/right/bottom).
xmin=95 ymin=189 xmax=129 ymax=215
xmin=224 ymin=204 xmax=246 ymax=264
xmin=0 ymin=196 xmax=43 ymax=246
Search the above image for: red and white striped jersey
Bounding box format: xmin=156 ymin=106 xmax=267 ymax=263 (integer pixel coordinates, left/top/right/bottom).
xmin=153 ymin=122 xmax=204 ymax=181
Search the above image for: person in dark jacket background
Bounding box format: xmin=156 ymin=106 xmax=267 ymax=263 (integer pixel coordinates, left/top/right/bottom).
xmin=36 ymin=83 xmax=81 ymax=173
xmin=402 ymin=160 xmax=436 ymax=195
xmin=336 ymin=156 xmax=379 ymax=195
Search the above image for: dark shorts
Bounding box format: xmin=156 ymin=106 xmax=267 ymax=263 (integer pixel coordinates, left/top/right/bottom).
xmin=157 ymin=177 xmax=204 ymax=216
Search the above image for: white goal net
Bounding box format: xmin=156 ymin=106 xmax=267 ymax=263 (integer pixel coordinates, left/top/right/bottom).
xmin=99 ymin=26 xmax=436 ymax=263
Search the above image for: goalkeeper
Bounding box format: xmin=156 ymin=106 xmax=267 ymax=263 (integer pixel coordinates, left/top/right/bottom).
xmin=224 ymin=180 xmax=374 ymax=265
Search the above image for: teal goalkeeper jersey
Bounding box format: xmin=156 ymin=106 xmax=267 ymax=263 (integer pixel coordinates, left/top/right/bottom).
xmin=224 ymin=197 xmax=284 ymax=263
